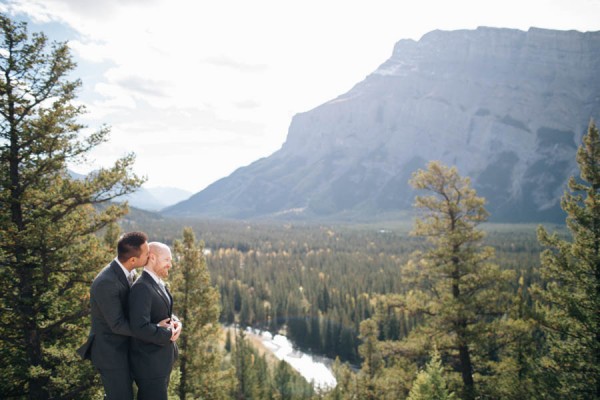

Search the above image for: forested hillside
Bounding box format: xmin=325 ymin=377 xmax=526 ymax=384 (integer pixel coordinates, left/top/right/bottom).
xmin=127 ymin=146 xmax=600 ymax=399
xmin=133 ymin=217 xmax=546 ymax=357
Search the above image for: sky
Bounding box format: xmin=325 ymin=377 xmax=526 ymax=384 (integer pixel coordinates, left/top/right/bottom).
xmin=1 ymin=0 xmax=599 ymax=193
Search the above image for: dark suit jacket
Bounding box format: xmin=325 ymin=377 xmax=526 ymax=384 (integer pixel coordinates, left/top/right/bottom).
xmin=129 ymin=271 xmax=178 ymax=380
xmin=77 ymin=260 xmax=133 ymax=370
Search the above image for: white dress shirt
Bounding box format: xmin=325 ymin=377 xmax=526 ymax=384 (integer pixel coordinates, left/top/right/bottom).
xmin=143 ymin=267 xmax=170 ymax=303
xmin=143 ymin=268 xmax=177 ymax=328
xmin=115 ymin=258 xmax=136 ymax=286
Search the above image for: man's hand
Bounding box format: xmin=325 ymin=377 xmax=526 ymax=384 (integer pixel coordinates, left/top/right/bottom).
xmin=157 ymin=317 xmax=171 ymax=328
xmin=170 ymin=320 xmax=182 ymax=342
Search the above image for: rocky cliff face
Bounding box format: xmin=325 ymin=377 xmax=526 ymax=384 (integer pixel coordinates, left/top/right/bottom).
xmin=165 ymin=27 xmax=600 ymax=222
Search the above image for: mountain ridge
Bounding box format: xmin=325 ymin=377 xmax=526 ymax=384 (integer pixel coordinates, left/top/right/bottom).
xmin=165 ymin=27 xmax=600 ymax=222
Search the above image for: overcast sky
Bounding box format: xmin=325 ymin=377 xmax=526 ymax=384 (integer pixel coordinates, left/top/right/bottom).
xmin=1 ymin=0 xmax=599 ymax=193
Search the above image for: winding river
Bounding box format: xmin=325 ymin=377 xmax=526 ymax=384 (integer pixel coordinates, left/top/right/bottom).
xmin=245 ymin=328 xmax=337 ymax=390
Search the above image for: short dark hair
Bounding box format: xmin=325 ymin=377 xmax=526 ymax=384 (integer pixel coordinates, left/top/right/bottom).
xmin=117 ymin=231 xmax=148 ymax=262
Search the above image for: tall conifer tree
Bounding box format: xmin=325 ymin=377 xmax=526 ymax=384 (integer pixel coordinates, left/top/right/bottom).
xmin=536 ymin=119 xmax=600 ymax=399
xmin=405 ymin=161 xmax=513 ymax=400
xmin=172 ymin=227 xmax=233 ymax=399
xmin=407 ymin=348 xmax=456 ymax=400
xmin=0 ymin=14 xmax=143 ymax=399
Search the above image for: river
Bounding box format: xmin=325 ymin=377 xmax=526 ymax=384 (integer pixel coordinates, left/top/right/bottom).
xmin=245 ymin=328 xmax=337 ymax=390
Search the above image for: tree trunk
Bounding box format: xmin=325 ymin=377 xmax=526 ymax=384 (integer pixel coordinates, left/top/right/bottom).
xmin=25 ymin=324 xmax=48 ymax=400
xmin=178 ymin=287 xmax=189 ymax=400
xmin=458 ymin=341 xmax=475 ymax=400
xmin=10 ymin=111 xmax=48 ymax=399
xmin=452 ymin=245 xmax=475 ymax=400
xmin=178 ymin=334 xmax=188 ymax=400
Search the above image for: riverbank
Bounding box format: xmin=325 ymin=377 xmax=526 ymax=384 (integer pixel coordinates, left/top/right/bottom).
xmin=222 ymin=325 xmax=280 ymax=365
xmin=222 ymin=326 xmax=337 ymax=390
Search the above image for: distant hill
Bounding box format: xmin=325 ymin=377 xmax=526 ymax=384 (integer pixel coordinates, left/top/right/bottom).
xmin=121 ymin=186 xmax=192 ymax=211
xmin=164 ymin=27 xmax=600 ymax=222
xmin=68 ymin=170 xmax=191 ymax=211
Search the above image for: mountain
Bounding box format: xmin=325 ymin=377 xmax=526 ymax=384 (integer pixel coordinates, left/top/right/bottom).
xmin=68 ymin=171 xmax=191 ymax=211
xmin=164 ymin=27 xmax=600 ymax=222
xmin=120 ymin=186 xmax=192 ymax=211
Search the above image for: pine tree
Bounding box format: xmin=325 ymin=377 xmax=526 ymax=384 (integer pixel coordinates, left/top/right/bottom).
xmin=486 ymin=275 xmax=545 ymax=399
xmin=535 ymin=119 xmax=600 ymax=399
xmin=357 ymin=319 xmax=382 ymax=400
xmin=103 ymin=222 xmax=121 ymax=249
xmin=359 ymin=319 xmax=382 ymax=393
xmin=405 ymin=161 xmax=514 ymax=400
xmin=274 ymin=359 xmax=294 ymax=400
xmin=172 ymin=227 xmax=233 ymax=399
xmin=232 ymin=328 xmax=260 ymax=399
xmin=0 ymin=14 xmax=143 ymax=399
xmin=327 ymin=357 xmax=357 ymax=400
xmin=407 ymin=348 xmax=456 ymax=400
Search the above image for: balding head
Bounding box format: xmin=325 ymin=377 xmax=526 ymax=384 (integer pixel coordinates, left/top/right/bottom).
xmin=147 ymin=242 xmax=173 ymax=279
xmin=149 ymin=242 xmax=170 ymax=256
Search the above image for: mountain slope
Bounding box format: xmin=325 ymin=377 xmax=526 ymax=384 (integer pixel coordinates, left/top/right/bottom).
xmin=121 ymin=186 xmax=192 ymax=211
xmin=165 ymin=27 xmax=600 ymax=222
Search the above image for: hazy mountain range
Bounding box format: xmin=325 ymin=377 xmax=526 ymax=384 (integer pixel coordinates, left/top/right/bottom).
xmin=120 ymin=186 xmax=192 ymax=211
xmin=165 ymin=27 xmax=600 ymax=222
xmin=68 ymin=170 xmax=191 ymax=211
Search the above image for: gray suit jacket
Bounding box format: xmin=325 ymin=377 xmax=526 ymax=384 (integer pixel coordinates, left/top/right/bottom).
xmin=77 ymin=260 xmax=133 ymax=370
xmin=129 ymin=271 xmax=178 ymax=379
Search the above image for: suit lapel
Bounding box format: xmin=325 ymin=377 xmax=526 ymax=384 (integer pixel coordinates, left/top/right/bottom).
xmin=165 ymin=285 xmax=173 ymax=316
xmin=110 ymin=260 xmax=130 ymax=290
xmin=142 ymin=271 xmax=171 ymax=311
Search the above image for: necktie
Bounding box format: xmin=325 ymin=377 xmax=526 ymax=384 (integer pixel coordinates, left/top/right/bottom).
xmin=127 ymin=270 xmax=136 ymax=287
xmin=158 ymin=281 xmax=171 ymax=305
xmin=127 ymin=273 xmax=134 ymax=287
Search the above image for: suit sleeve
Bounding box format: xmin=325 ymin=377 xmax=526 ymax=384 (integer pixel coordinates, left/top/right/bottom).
xmin=92 ymin=278 xmax=132 ymax=336
xmin=129 ymin=284 xmax=172 ymax=345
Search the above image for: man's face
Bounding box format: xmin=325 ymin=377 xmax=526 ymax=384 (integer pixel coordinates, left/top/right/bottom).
xmin=133 ymin=242 xmax=150 ymax=268
xmin=152 ymin=248 xmax=172 ymax=279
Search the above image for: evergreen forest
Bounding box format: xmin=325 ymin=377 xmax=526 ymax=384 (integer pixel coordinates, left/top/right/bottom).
xmin=135 ymin=215 xmax=546 ymax=362
xmin=128 ymin=202 xmax=563 ymax=399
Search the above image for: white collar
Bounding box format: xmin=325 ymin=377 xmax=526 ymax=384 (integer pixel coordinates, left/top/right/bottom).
xmin=143 ymin=267 xmax=165 ymax=286
xmin=115 ymin=257 xmax=135 ymax=279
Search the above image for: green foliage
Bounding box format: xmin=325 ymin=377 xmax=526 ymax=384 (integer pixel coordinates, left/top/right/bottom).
xmin=358 ymin=319 xmax=382 ymax=380
xmin=326 ymin=357 xmax=356 ymax=400
xmin=232 ymin=329 xmax=262 ymax=399
xmin=203 ymin=224 xmax=412 ymax=364
xmin=229 ymin=328 xmax=315 ymax=400
xmin=353 ymin=318 xmax=418 ymax=399
xmin=0 ymin=14 xmax=143 ymax=399
xmin=171 ymin=227 xmax=234 ymax=399
xmin=478 ymin=275 xmax=547 ymax=399
xmin=400 ymin=161 xmax=515 ymax=400
xmin=325 ymin=352 xmax=416 ymax=400
xmin=103 ymin=222 xmax=121 ymax=250
xmin=129 ymin=214 xmax=544 ymax=365
xmin=6 ymin=11 xmax=597 ymax=400
xmin=407 ymin=348 xmax=456 ymax=400
xmin=534 ymin=119 xmax=600 ymax=399
xmin=356 ymin=319 xmax=381 ymax=399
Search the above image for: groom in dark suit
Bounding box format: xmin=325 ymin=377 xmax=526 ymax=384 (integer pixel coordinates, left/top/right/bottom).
xmin=129 ymin=242 xmax=181 ymax=400
xmin=77 ymin=231 xmax=150 ymax=399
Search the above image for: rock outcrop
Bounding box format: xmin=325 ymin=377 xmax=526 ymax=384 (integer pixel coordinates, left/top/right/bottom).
xmin=165 ymin=27 xmax=600 ymax=222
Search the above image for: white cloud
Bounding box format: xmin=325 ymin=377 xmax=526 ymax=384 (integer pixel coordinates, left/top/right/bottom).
xmin=3 ymin=0 xmax=599 ymax=192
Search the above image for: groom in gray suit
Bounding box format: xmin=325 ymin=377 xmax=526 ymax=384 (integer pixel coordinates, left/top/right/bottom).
xmin=129 ymin=242 xmax=181 ymax=400
xmin=77 ymin=232 xmax=154 ymax=399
